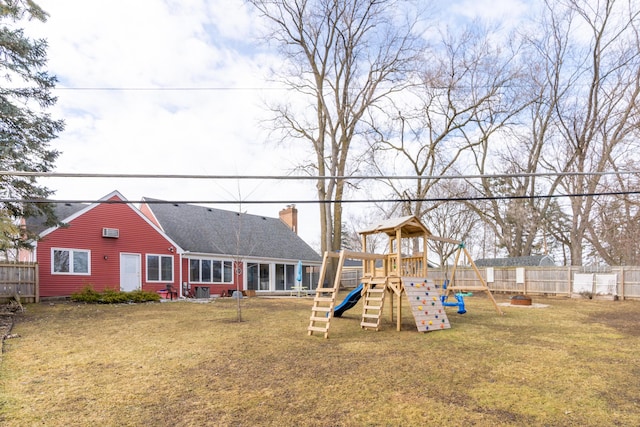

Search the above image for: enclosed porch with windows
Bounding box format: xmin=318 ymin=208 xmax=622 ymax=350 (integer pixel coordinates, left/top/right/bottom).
xmin=182 ymin=256 xmax=322 ymax=297
xmin=184 ymin=257 xmax=236 ymax=298
xmin=245 ymin=260 xmax=321 ymax=295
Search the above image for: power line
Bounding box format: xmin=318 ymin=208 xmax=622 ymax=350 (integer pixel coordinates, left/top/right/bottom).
xmin=5 ymin=189 xmax=640 ymax=206
xmin=53 ymin=87 xmax=283 ymax=91
xmin=3 ymin=171 xmax=640 ymax=180
xmin=49 ymin=82 xmax=616 ymax=92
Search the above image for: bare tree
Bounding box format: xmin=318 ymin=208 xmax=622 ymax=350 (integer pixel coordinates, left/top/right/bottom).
xmin=230 ymin=208 xmax=252 ymax=322
xmin=341 ymin=210 xmax=387 ymax=253
xmin=469 ymin=173 xmax=567 ymax=258
xmin=586 ymin=168 xmax=640 ymax=265
xmin=456 ymin=15 xmax=570 ymax=260
xmin=535 ymin=0 xmax=640 ymax=265
xmin=463 ymin=0 xmax=640 ymax=266
xmin=466 ymin=17 xmax=568 ymax=258
xmin=365 ymin=22 xmax=527 ymax=256
xmin=249 ymin=0 xmax=423 ymax=282
xmin=423 ymin=182 xmax=480 ymax=266
xmin=209 ymin=190 xmax=259 ymax=322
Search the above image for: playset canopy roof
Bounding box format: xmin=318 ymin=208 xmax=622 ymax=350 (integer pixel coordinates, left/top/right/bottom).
xmin=358 ymin=215 xmax=431 ymax=238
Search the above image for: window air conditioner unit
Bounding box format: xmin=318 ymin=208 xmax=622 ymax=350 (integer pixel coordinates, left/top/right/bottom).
xmin=102 ymin=227 xmax=120 ymax=238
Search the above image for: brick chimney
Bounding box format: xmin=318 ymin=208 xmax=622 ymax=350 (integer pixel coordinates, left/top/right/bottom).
xmin=279 ymin=204 xmax=298 ymax=234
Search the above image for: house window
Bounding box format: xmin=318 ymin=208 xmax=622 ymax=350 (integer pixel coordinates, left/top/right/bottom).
xmin=189 ymin=259 xmax=233 ymax=283
xmin=147 ymin=254 xmax=173 ymax=282
xmin=224 ymin=261 xmax=232 ymax=282
xmin=247 ymin=262 xmax=270 ymax=291
xmin=202 ymin=260 xmax=212 ymax=282
xmin=52 ymin=248 xmax=90 ymax=275
xmin=303 ymin=265 xmax=320 ymax=290
xmin=275 ymin=264 xmax=296 ymax=290
xmin=212 ymin=261 xmax=221 ymax=282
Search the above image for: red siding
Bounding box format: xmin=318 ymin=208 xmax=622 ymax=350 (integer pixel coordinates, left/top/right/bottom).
xmin=38 ymin=195 xmax=180 ymax=297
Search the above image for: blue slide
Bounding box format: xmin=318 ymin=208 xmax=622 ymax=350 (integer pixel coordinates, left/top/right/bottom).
xmin=334 ymin=283 xmax=364 ymax=317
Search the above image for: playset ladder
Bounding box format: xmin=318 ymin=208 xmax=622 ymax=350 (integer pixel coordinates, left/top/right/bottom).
xmin=360 ymin=280 xmax=387 ymax=331
xmin=307 ymin=251 xmax=346 ymax=339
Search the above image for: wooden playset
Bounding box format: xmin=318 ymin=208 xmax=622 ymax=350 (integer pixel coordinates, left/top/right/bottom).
xmin=307 ymin=215 xmax=502 ymax=338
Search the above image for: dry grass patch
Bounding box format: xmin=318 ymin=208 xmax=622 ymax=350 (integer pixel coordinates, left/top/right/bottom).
xmin=1 ymin=294 xmax=640 ymax=426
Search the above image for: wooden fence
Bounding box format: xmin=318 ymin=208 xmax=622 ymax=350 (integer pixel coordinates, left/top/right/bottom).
xmin=0 ymin=262 xmax=38 ymax=303
xmin=3 ymin=262 xmax=640 ymax=303
xmin=427 ymin=266 xmax=640 ymax=300
xmin=340 ymin=265 xmax=640 ymax=300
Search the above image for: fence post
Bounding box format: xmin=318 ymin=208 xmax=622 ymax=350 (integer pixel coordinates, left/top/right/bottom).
xmin=35 ymin=263 xmax=39 ymax=303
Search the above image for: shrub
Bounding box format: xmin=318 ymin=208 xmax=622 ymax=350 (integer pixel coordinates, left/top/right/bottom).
xmin=99 ymin=288 xmax=130 ymax=304
xmin=70 ymin=286 xmax=161 ymax=304
xmin=129 ymin=289 xmax=161 ymax=303
xmin=71 ymin=286 xmax=101 ymax=303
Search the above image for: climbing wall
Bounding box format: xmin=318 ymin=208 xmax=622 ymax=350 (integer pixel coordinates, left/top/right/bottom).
xmin=402 ymin=277 xmax=450 ymax=332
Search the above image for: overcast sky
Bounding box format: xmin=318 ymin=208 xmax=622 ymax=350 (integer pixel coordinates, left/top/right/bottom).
xmin=25 ymin=0 xmax=528 ymax=249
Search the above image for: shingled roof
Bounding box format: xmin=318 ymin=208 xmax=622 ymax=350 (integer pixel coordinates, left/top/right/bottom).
xmin=143 ymin=199 xmax=321 ymax=262
xmin=25 ymin=202 xmax=88 ymax=235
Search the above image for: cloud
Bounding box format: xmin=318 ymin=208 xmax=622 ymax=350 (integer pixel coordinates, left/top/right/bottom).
xmin=448 ymin=0 xmax=529 ymax=29
xmin=21 ymin=0 xmax=323 ymax=245
xmin=32 ymin=0 xmax=277 ymax=175
xmin=23 ymin=0 xmax=532 ymax=250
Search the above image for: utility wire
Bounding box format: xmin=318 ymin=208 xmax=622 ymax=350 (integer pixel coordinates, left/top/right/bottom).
xmin=5 ymin=189 xmax=640 ymax=206
xmin=3 ymin=171 xmax=637 ymax=205
xmin=2 ymin=171 xmax=640 ymax=180
xmin=53 ymin=87 xmax=282 ymax=91
xmin=50 ymin=82 xmax=615 ymax=92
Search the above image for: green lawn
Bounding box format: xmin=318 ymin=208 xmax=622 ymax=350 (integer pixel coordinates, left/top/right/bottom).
xmin=1 ymin=294 xmax=639 ymax=426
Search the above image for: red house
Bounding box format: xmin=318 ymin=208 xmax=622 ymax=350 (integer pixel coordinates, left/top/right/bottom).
xmin=32 ymin=191 xmax=181 ymax=298
xmin=28 ymin=191 xmax=322 ymax=299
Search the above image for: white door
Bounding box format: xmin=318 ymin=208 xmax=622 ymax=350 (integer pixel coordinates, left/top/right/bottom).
xmin=120 ymin=253 xmax=141 ymax=292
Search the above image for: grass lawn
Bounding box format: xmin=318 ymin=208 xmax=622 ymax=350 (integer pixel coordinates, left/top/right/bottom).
xmin=1 ymin=293 xmax=640 ymax=426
